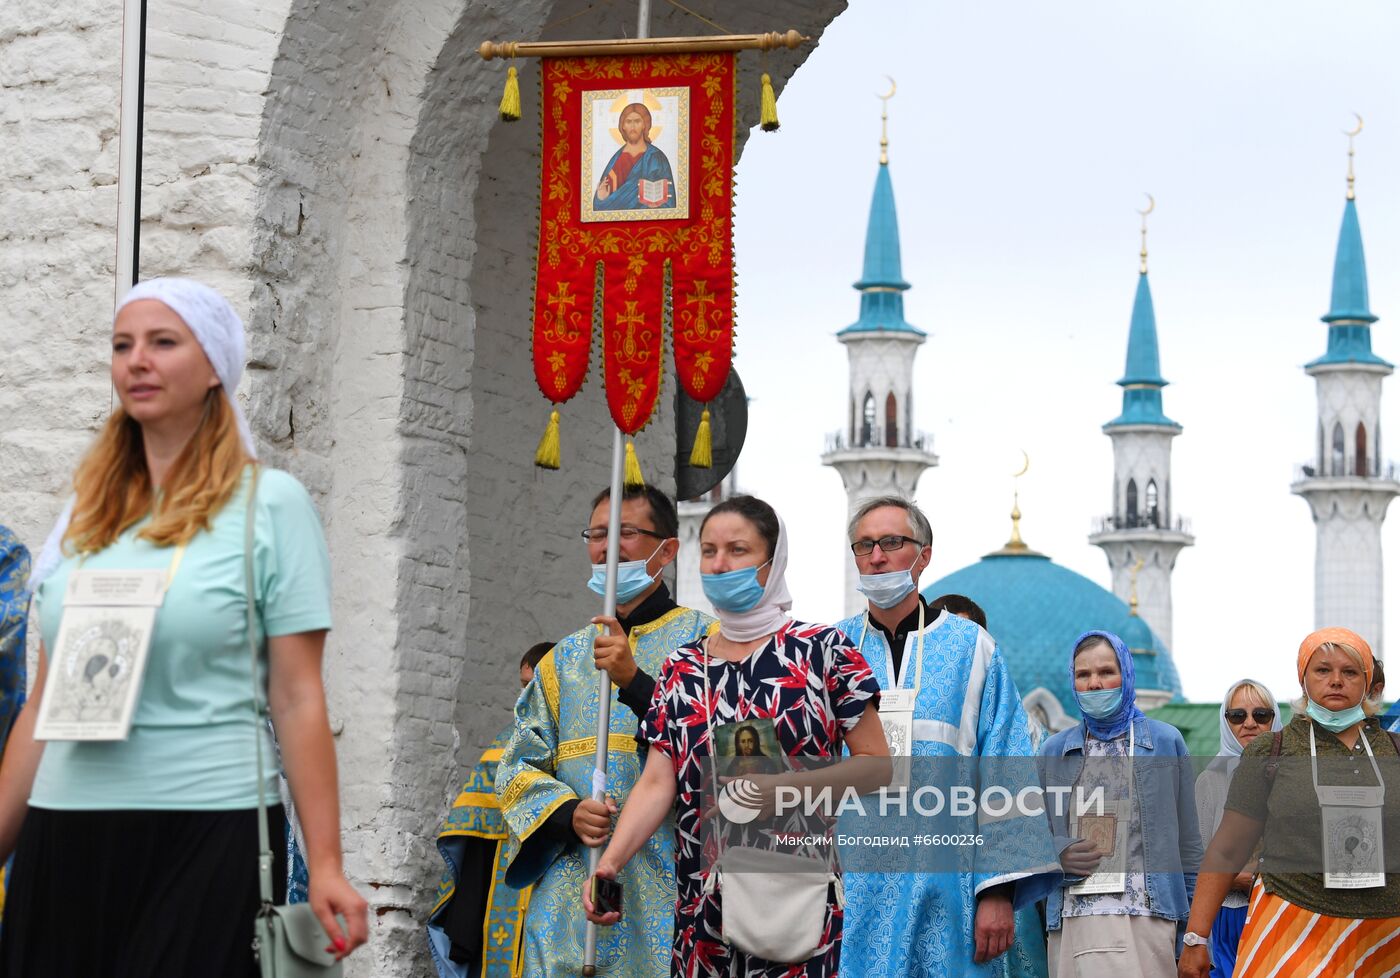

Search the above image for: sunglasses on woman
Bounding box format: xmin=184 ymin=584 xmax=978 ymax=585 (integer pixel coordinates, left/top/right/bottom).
xmin=1224 ymin=708 xmax=1275 ymax=725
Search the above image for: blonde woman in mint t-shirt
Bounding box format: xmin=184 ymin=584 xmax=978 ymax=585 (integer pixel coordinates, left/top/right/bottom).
xmin=0 ymin=279 xmax=367 ymax=977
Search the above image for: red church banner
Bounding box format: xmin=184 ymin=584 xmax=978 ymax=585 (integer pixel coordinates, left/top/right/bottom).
xmin=532 ymin=53 xmax=737 ymax=436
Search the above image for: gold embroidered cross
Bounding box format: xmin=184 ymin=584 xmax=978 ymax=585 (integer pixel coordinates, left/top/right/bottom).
xmin=547 ymin=282 xmax=576 ymax=330
xmin=615 ymin=301 xmax=646 ymax=359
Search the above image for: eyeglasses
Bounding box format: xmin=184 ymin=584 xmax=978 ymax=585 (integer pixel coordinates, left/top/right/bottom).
xmin=1224 ymin=708 xmax=1276 ymax=725
xmin=850 ymin=535 xmax=922 ymax=557
xmin=580 ymin=525 xmax=667 ymax=542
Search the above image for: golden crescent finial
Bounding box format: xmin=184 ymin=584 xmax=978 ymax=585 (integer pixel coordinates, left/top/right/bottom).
xmin=1345 ymin=114 xmax=1363 ymax=199
xmin=877 ymin=77 xmax=895 ymax=164
xmin=1136 ymin=194 xmax=1154 ymax=274
xmin=1012 ymin=450 xmax=1030 ymax=478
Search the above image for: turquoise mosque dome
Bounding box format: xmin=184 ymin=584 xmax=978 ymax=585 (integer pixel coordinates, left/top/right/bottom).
xmin=923 ymin=524 xmax=1183 ymax=721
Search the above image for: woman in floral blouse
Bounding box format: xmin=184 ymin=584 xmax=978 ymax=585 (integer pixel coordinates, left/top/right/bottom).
xmin=584 ymin=495 xmax=889 ymax=977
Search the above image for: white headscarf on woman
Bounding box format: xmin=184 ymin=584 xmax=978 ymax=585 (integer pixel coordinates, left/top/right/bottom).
xmin=26 ymin=278 xmax=255 ymax=594
xmin=714 ymin=513 xmax=792 ymax=642
xmin=1209 ymin=677 xmax=1284 ymax=775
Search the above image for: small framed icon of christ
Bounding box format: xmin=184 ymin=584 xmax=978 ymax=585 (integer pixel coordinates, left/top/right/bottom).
xmin=581 ymin=86 xmax=689 ymax=223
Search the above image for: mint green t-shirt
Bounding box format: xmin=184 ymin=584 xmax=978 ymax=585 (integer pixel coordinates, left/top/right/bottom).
xmin=32 ymin=467 xmax=332 ymax=810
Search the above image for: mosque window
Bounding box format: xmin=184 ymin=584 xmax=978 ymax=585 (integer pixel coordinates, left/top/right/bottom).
xmin=1332 ymin=423 xmax=1345 ymax=476
xmin=885 ymin=392 xmax=898 ymax=447
xmin=1356 ymin=422 xmax=1368 ymax=477
xmin=1317 ymin=421 xmax=1325 ymax=473
xmin=1145 ymin=480 xmax=1159 ymax=527
xmin=861 ymin=392 xmax=875 ymax=447
xmin=1126 ymin=479 xmax=1138 ymax=523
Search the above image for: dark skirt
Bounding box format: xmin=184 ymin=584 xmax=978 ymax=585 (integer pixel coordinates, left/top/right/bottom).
xmin=1 ymin=804 xmax=287 ymax=978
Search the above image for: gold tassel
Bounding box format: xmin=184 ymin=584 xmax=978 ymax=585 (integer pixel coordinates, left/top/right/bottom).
xmin=534 ymin=410 xmax=560 ymax=469
xmin=499 ymin=65 xmax=521 ymax=122
xmin=689 ymin=409 xmax=713 ymax=468
xmin=624 ymin=440 xmax=645 ymax=488
xmin=759 ymin=73 xmax=779 ymax=132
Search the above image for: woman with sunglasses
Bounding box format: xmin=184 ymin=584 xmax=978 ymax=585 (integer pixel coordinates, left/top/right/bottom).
xmin=1179 ymin=629 xmax=1400 ymax=978
xmin=1192 ymin=680 xmax=1281 ymax=978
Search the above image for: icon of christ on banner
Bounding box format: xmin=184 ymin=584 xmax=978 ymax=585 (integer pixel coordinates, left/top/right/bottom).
xmin=582 ymin=87 xmax=689 ymax=222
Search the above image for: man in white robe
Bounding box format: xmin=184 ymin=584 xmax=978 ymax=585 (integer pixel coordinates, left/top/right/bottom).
xmin=836 ymin=496 xmax=1056 ymax=977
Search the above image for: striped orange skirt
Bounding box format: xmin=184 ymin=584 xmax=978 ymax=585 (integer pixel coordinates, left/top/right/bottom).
xmin=1233 ymin=880 xmax=1400 ymax=977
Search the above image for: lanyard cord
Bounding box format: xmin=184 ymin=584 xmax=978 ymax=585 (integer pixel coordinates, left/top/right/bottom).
xmin=75 ymin=539 xmax=188 ymax=586
xmin=1310 ymin=724 xmax=1384 ymax=801
xmin=853 ymin=601 xmax=926 ymax=697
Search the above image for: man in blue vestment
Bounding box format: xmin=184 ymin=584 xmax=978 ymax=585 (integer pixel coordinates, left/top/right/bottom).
xmin=428 ymin=642 xmax=552 ymax=978
xmin=496 ymin=487 xmax=713 ymax=978
xmin=836 ymin=496 xmax=1056 ymax=977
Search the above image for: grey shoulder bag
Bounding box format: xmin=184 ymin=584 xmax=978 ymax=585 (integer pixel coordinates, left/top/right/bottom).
xmin=243 ymin=465 xmax=346 ymax=978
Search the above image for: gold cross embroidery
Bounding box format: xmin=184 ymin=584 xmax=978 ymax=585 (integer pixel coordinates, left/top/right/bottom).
xmin=683 ymin=280 xmax=719 ymax=340
xmin=615 ymin=301 xmax=646 ymax=360
xmin=546 ymin=282 xmax=577 ymax=340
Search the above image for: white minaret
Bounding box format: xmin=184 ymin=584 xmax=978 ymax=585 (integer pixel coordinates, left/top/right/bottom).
xmin=1291 ymin=125 xmax=1399 ymax=654
xmin=821 ymin=92 xmax=938 ymax=615
xmin=1089 ymin=201 xmax=1193 ymax=651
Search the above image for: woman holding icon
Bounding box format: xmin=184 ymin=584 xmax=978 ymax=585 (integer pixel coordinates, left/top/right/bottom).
xmin=582 ymin=495 xmax=889 ymax=977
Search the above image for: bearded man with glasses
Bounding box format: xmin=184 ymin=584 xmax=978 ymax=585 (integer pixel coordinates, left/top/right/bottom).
xmin=835 ymin=495 xmax=1057 ymax=978
xmin=494 ymin=485 xmax=715 ymax=978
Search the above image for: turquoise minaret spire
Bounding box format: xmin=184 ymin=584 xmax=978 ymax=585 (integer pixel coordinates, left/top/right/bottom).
xmin=839 ymin=100 xmax=921 ymax=336
xmin=1090 ymin=197 xmax=1192 ymax=653
xmin=1106 ymin=211 xmax=1176 ymax=429
xmin=1309 ymin=148 xmax=1389 ymax=366
xmin=1292 ymin=117 xmax=1398 ymax=656
xmin=823 ymin=83 xmax=938 ymax=613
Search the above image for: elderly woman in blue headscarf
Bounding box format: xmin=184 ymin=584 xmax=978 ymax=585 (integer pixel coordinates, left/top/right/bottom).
xmin=1038 ymin=631 xmax=1202 ymax=978
xmin=1191 ymin=679 xmax=1281 ymax=978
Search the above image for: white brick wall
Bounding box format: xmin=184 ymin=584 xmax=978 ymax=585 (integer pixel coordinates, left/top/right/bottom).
xmin=0 ymin=1 xmax=847 ymax=973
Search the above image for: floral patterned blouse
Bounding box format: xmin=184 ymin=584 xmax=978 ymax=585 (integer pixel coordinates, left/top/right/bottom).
xmin=642 ymin=620 xmax=880 ymax=977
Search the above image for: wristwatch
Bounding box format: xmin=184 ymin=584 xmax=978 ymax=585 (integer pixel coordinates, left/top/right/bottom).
xmin=1182 ymin=931 xmax=1211 ymax=951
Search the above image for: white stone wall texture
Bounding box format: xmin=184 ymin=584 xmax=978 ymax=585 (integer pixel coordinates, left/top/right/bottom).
xmin=1310 ymin=365 xmax=1390 ymax=476
xmin=0 ymin=1 xmax=848 ymax=974
xmin=1311 ymin=496 xmax=1389 ymax=653
xmin=840 ymin=332 xmax=924 ymax=446
xmin=1107 ymin=427 xmax=1178 ymax=524
xmin=1097 ymin=537 xmax=1187 ymax=652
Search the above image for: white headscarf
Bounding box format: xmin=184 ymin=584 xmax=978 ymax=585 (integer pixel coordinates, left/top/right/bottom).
xmin=1208 ymin=677 xmax=1284 ymax=776
xmin=26 ymin=278 xmax=255 ymax=594
xmin=715 ymin=512 xmax=793 ymax=642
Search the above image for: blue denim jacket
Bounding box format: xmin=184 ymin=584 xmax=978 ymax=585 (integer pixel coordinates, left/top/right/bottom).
xmin=1032 ymin=717 xmax=1202 ymax=941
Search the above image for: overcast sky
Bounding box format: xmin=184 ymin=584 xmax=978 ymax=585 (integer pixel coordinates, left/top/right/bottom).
xmin=727 ymin=0 xmax=1400 ymax=703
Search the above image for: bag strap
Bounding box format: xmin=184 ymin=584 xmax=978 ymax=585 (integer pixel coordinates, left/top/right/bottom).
xmin=243 ymin=464 xmax=275 ymax=909
xmin=1263 ymin=729 xmax=1283 ymax=782
xmin=1263 ymin=725 xmax=1400 ymax=783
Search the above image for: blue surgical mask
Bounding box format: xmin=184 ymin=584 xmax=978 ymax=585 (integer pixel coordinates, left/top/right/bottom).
xmin=1077 ymin=688 xmax=1123 ymax=720
xmin=1305 ymin=698 xmax=1367 ymax=733
xmin=856 ymin=570 xmax=916 ymax=609
xmin=701 ymin=560 xmax=772 ymax=613
xmin=587 ymin=542 xmax=665 ymax=604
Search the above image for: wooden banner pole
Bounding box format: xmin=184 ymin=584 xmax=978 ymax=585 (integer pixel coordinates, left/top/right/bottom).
xmin=479 ymin=29 xmax=806 ymax=61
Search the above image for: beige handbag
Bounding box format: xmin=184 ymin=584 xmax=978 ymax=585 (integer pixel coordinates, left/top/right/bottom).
xmin=699 ymin=639 xmax=840 ymax=964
